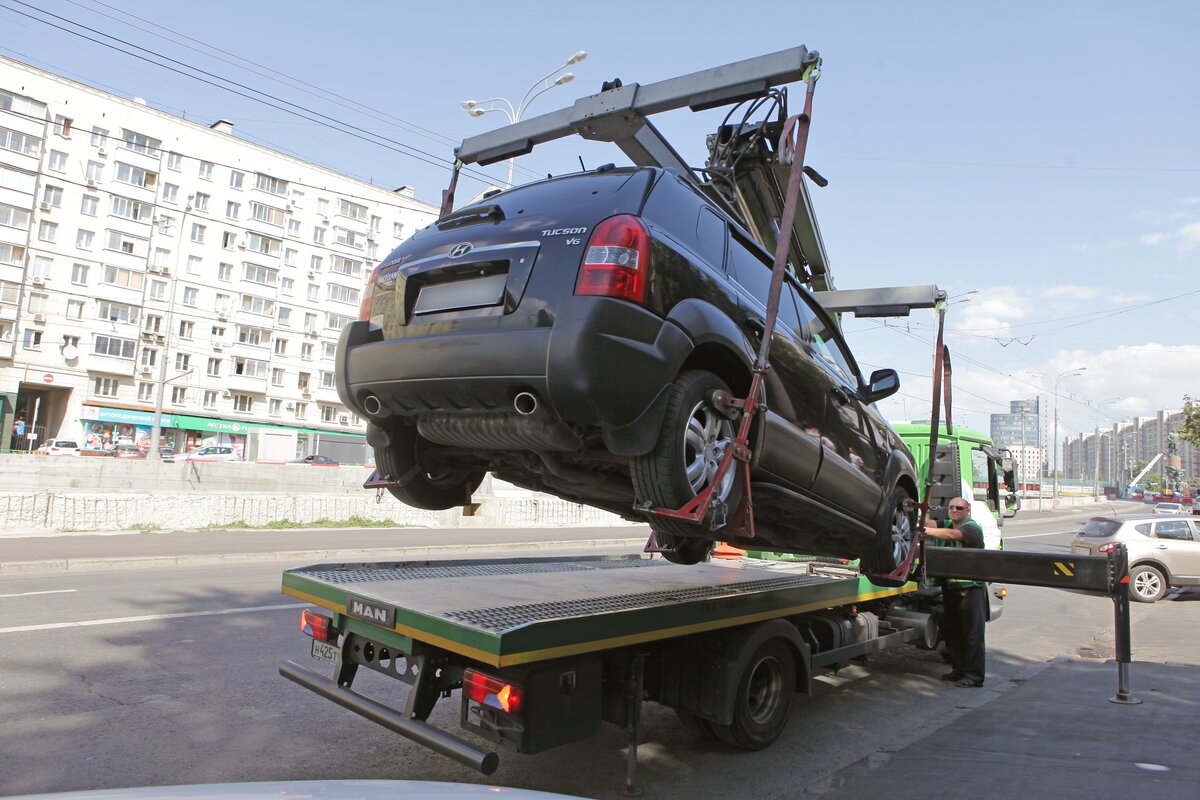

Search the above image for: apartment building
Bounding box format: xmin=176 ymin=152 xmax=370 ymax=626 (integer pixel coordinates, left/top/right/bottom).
xmin=0 ymin=57 xmax=437 ymax=462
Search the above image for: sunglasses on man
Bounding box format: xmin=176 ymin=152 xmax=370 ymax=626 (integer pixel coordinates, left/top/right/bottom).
xmin=949 ymin=504 xmax=969 ymax=511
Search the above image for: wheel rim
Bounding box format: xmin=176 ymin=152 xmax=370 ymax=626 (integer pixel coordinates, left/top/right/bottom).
xmin=890 ymin=500 xmax=914 ymax=566
xmin=683 ymin=399 xmax=735 ymax=498
xmin=1133 ymin=570 xmax=1161 ymax=600
xmin=746 ymin=655 xmax=785 ymax=725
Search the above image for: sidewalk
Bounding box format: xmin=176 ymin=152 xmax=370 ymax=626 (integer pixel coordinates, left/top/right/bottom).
xmin=817 ymin=658 xmax=1198 ymax=799
xmin=0 ymin=525 xmax=651 ymax=574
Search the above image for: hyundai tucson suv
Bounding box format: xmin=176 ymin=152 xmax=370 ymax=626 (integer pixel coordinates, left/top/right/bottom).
xmin=337 ymin=166 xmax=918 ymax=570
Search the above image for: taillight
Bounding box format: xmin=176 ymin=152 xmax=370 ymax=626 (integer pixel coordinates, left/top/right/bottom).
xmin=574 ymin=214 xmax=650 ymax=305
xmin=1097 ymin=543 xmax=1117 ymax=553
xmin=300 ymin=609 xmax=334 ymax=641
xmin=359 ymin=265 xmax=381 ymax=321
xmin=463 ymin=668 xmax=522 ymax=714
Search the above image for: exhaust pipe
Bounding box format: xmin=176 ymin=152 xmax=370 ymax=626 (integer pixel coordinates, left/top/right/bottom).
xmin=513 ymin=391 xmax=539 ymax=416
xmin=362 ymin=394 xmax=382 ymax=416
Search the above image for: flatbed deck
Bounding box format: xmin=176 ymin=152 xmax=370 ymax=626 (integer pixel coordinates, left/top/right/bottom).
xmin=281 ymin=554 xmax=914 ymax=667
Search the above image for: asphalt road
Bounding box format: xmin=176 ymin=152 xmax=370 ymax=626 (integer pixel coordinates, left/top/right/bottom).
xmin=0 ymin=506 xmax=1195 ymax=799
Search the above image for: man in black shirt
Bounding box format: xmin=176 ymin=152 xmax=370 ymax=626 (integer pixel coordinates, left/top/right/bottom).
xmin=926 ymin=497 xmax=987 ymax=688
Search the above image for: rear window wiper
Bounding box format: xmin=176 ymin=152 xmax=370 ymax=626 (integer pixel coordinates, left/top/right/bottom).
xmin=436 ymin=203 xmax=505 ymax=231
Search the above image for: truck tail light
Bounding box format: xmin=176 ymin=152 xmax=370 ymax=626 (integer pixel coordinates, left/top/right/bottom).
xmin=463 ymin=668 xmax=522 ymax=714
xmin=300 ymin=609 xmax=334 ymax=641
xmin=358 ymin=266 xmax=381 ymax=321
xmin=575 ymin=214 xmax=650 ymax=305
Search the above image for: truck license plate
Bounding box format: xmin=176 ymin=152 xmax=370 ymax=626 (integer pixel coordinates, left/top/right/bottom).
xmin=311 ymin=639 xmax=339 ymax=663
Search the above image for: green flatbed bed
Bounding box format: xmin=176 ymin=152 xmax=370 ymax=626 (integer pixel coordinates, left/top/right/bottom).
xmin=282 ymin=554 xmax=913 ymax=668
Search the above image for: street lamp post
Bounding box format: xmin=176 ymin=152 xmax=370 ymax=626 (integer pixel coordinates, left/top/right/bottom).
xmin=462 ymin=51 xmax=587 ymax=188
xmin=1052 ymin=367 xmax=1087 ymax=506
xmin=148 ymin=198 xmax=191 ymax=460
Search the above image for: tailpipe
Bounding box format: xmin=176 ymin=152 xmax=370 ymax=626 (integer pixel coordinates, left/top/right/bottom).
xmin=513 ymin=391 xmax=540 ymax=416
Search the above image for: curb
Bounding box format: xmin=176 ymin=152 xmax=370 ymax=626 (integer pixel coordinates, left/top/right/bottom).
xmin=0 ymin=537 xmax=651 ymax=575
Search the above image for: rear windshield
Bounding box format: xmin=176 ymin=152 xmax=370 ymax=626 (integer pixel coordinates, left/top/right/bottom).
xmin=1078 ymin=519 xmax=1121 ymax=537
xmin=56 ymin=441 xmax=78 ymax=448
xmin=459 ymin=170 xmax=647 ymax=219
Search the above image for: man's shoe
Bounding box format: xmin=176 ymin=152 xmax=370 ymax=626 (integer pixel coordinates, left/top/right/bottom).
xmin=940 ymin=671 xmax=964 ymax=681
xmin=954 ymin=679 xmax=984 ymax=688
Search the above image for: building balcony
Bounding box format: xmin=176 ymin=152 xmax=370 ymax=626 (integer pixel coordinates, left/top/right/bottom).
xmin=227 ymin=373 xmax=268 ymax=394
xmin=0 ymin=339 xmax=14 ymax=360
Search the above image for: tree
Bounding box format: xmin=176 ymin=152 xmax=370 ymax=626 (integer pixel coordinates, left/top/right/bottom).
xmin=1182 ymin=395 xmax=1200 ymax=448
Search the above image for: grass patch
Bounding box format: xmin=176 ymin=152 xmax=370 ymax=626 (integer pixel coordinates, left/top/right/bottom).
xmin=124 ymin=523 xmax=162 ymax=532
xmin=204 ymin=516 xmax=401 ymax=530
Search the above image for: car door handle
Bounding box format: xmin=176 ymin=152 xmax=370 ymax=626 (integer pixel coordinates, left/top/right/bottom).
xmin=831 ymin=386 xmax=850 ymax=405
xmin=746 ymin=318 xmax=766 ymax=339
xmin=1154 ymin=544 xmax=1168 ymax=549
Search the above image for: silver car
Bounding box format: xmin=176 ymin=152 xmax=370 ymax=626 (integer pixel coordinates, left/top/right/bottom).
xmin=1072 ymin=514 xmax=1200 ymax=602
xmin=1153 ymin=501 xmax=1186 ymax=515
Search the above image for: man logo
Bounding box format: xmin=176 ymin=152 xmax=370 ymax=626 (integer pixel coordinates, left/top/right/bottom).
xmin=448 ymin=242 xmax=473 ymax=258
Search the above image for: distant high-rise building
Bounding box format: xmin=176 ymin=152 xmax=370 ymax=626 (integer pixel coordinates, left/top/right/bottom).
xmin=990 ymin=398 xmax=1041 ymax=449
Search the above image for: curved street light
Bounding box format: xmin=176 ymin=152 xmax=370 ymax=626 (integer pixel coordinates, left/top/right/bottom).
xmin=461 ymin=51 xmax=587 ymax=188
xmin=1051 ymin=367 xmax=1087 ymax=503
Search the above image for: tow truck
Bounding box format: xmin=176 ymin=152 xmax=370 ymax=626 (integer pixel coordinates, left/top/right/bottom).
xmin=281 ymin=47 xmax=1140 ymax=791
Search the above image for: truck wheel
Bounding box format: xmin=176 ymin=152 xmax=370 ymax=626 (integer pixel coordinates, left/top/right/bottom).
xmin=709 ymin=639 xmax=795 ymax=750
xmin=1129 ymin=564 xmax=1166 ymax=603
xmin=374 ymin=423 xmax=484 ymax=511
xmin=862 ymin=485 xmax=917 ymax=584
xmin=632 ymin=370 xmax=741 ymax=549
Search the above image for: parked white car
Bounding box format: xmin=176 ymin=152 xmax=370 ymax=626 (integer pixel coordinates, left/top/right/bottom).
xmin=35 ymin=439 xmax=81 ymax=456
xmin=178 ymin=446 xmax=241 ymax=462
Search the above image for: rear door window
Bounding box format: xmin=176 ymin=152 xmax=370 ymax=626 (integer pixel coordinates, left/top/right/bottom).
xmin=1153 ymin=520 xmax=1194 ymax=541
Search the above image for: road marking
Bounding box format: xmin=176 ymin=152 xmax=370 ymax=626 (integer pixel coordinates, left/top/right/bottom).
xmin=0 ymin=589 xmax=78 ymax=598
xmin=0 ymin=602 xmax=307 ymax=635
xmin=1005 ymin=530 xmax=1076 ymax=539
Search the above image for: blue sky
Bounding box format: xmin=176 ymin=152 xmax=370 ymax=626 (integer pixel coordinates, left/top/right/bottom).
xmin=3 ymin=0 xmax=1197 ymax=455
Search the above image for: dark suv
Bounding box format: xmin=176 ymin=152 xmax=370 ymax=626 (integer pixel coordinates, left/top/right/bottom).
xmin=337 ymin=166 xmax=918 ymax=569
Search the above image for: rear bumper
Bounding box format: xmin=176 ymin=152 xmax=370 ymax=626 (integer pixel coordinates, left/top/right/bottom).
xmin=336 ymin=296 xmax=693 ymax=455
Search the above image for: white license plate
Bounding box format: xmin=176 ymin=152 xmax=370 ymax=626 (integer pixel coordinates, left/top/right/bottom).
xmin=311 ymin=639 xmax=339 ymax=663
xmin=414 ymin=274 xmax=507 ymax=314
xmin=1071 ymin=545 xmax=1088 ymax=555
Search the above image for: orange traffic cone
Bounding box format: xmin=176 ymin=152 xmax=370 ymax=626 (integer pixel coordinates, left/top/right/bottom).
xmin=711 ymin=541 xmax=746 ymax=560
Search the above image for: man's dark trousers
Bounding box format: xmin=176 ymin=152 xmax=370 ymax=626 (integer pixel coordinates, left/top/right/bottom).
xmin=943 ymin=584 xmax=986 ymax=684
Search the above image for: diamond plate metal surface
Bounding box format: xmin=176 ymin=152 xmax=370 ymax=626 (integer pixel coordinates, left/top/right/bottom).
xmin=299 ymin=556 xmax=661 ymax=584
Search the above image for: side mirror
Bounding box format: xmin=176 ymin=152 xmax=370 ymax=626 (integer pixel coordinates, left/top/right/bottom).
xmin=862 ymin=368 xmax=900 ymax=403
xmin=1000 ymin=456 xmax=1021 ymax=517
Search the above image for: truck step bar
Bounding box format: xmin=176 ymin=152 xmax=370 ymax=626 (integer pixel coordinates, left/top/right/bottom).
xmin=279 ymin=660 xmax=499 ymax=775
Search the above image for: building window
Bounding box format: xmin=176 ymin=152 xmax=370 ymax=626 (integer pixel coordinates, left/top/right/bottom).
xmin=277 ymin=306 xmax=291 ymax=327
xmin=94 ymin=378 xmax=121 ymax=398
xmin=149 ymin=280 xmax=166 ymax=301
xmin=105 ymin=230 xmax=148 ymax=257
xmin=22 ymin=329 xmax=42 ymax=349
xmin=233 ymin=357 xmax=267 ymax=377
xmin=230 ymin=170 xmax=244 ymax=190
xmin=309 ymin=255 xmax=322 ymax=272
xmin=38 ymin=220 xmax=58 ymax=243
xmin=226 ymin=201 xmax=239 ymax=220
xmin=190 ymin=223 xmax=205 ymax=244
xmin=271 ymin=368 xmax=285 ymax=386
xmin=144 ymin=314 xmax=163 ymax=332
xmin=93 ymin=335 xmax=136 ymax=358
xmin=203 ymin=390 xmax=218 ymax=409
xmin=284 ymin=248 xmax=297 ymax=266
xmin=63 ymin=335 xmax=80 ymax=348
xmin=54 ymin=115 xmax=74 ymax=138
xmin=294 ymin=401 xmax=307 ymax=418
xmin=307 ymin=284 xmax=319 ymax=302
xmin=198 ymin=161 xmax=213 ymax=180
xmin=246 ymin=232 xmax=281 ymax=256
xmin=218 ymin=262 xmax=233 ymax=281
xmin=240 ymin=294 xmax=275 ymax=316
xmin=138 ymin=382 xmax=153 ymax=401
xmin=81 ymin=195 xmax=99 ymax=216
xmin=207 ymin=357 xmax=222 ymax=377
xmin=179 ymin=319 xmax=194 ymax=338
xmin=280 ymin=277 xmax=293 ymax=296
xmin=86 ymin=160 xmax=104 ymax=181
xmin=393 ymin=222 xmax=404 ymax=238
xmin=43 ymin=185 xmax=63 ymax=207
xmin=0 ymin=244 xmax=25 ymax=266
xmin=334 ymin=227 xmax=363 ymax=249
xmin=330 ymin=255 xmax=362 ymax=277
xmin=214 ymin=293 xmax=231 ymax=315
xmin=166 ymin=151 xmax=182 ymax=170
xmin=250 ymin=202 xmax=285 ymax=227
xmin=69 ymin=263 xmax=89 ymax=284
xmin=76 ymin=229 xmax=94 ymax=249
xmin=233 ymin=394 xmax=254 ymax=413
xmin=66 ymin=299 xmax=84 ymax=319
xmin=111 ymin=195 xmax=150 ymax=221
xmin=103 ymin=265 xmax=144 ymax=290
xmin=338 ymin=198 xmax=367 ymax=220
xmin=269 ymin=398 xmax=282 ymax=416
xmin=175 ymin=352 xmax=190 ymax=372
xmin=297 ymin=372 xmax=310 ymax=390
xmin=303 ymin=312 xmax=317 ymax=330
xmin=320 ymin=371 xmax=336 ymax=389
xmin=300 ymin=342 xmax=313 ymax=360
xmin=321 ymin=341 xmax=337 ymax=359
xmin=188 ymin=255 xmax=203 ymax=274
xmin=115 ymin=162 xmax=158 ymax=189
xmin=31 ymin=255 xmax=52 ymax=279
xmin=182 ymin=287 xmax=198 ymax=307
xmin=48 ymin=150 xmax=67 ymax=172
xmin=236 ymin=326 xmax=270 ymax=346
xmin=140 ymin=348 xmax=157 ymax=367
xmin=192 ymin=192 xmax=210 ymax=212
xmin=211 ymin=324 xmax=225 ymax=338
xmin=98 ymin=300 xmax=139 ymax=324
xmin=327 ymin=312 xmax=354 ymax=330
xmin=328 ymin=284 xmax=360 ymax=305
xmin=255 ymin=173 xmax=288 ymax=195
xmin=171 ymin=386 xmax=187 ymax=404
xmin=27 ymin=292 xmax=48 ymax=314
xmin=0 ymin=125 xmax=42 ymax=155
xmin=243 ymin=263 xmax=278 ymax=286
xmin=313 ymin=227 xmax=325 ymax=244
xmin=91 ymin=127 xmax=109 ymax=147
xmin=162 ymin=183 xmax=178 ymax=204
xmin=320 ymin=404 xmax=337 ymax=423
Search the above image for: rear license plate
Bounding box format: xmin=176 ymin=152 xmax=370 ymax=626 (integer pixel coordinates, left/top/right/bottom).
xmin=414 ymin=274 xmax=507 ymax=314
xmin=1071 ymin=545 xmax=1088 ymax=555
xmin=311 ymin=639 xmax=339 ymax=663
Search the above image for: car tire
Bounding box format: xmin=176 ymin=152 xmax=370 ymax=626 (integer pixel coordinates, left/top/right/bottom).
xmin=708 ymin=639 xmax=795 ymax=750
xmin=632 ymin=370 xmax=741 ymax=561
xmin=675 ymin=708 xmax=720 ymax=740
xmin=1129 ymin=564 xmax=1167 ymax=603
xmin=373 ymin=422 xmax=484 ymax=511
xmin=861 ymin=484 xmax=917 ymax=582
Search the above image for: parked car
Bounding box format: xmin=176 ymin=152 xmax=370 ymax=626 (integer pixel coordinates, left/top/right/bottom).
xmin=289 ymin=454 xmax=339 ymax=466
xmin=178 ymin=445 xmax=240 ymax=462
xmin=336 ymin=167 xmax=916 ymax=569
xmin=158 ymin=446 xmax=177 ymax=462
xmin=35 ymin=439 xmax=81 ymax=456
xmin=109 ymin=444 xmax=147 ymax=459
xmin=1072 ymin=514 xmax=1200 ymax=602
xmin=1152 ymin=501 xmax=1185 ymax=515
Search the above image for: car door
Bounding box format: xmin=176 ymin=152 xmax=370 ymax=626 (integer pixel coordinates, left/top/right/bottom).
xmin=724 ymin=230 xmax=822 ymax=490
xmin=1153 ymin=519 xmax=1200 ymax=580
xmin=793 ymin=289 xmax=884 ymax=519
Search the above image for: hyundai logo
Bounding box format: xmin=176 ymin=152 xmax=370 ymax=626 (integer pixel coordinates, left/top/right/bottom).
xmin=448 ymin=242 xmax=473 ymax=258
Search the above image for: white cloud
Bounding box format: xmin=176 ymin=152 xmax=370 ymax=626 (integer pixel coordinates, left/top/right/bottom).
xmin=1177 ymin=220 xmax=1200 ymax=251
xmin=1140 ymin=232 xmax=1165 ymax=246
